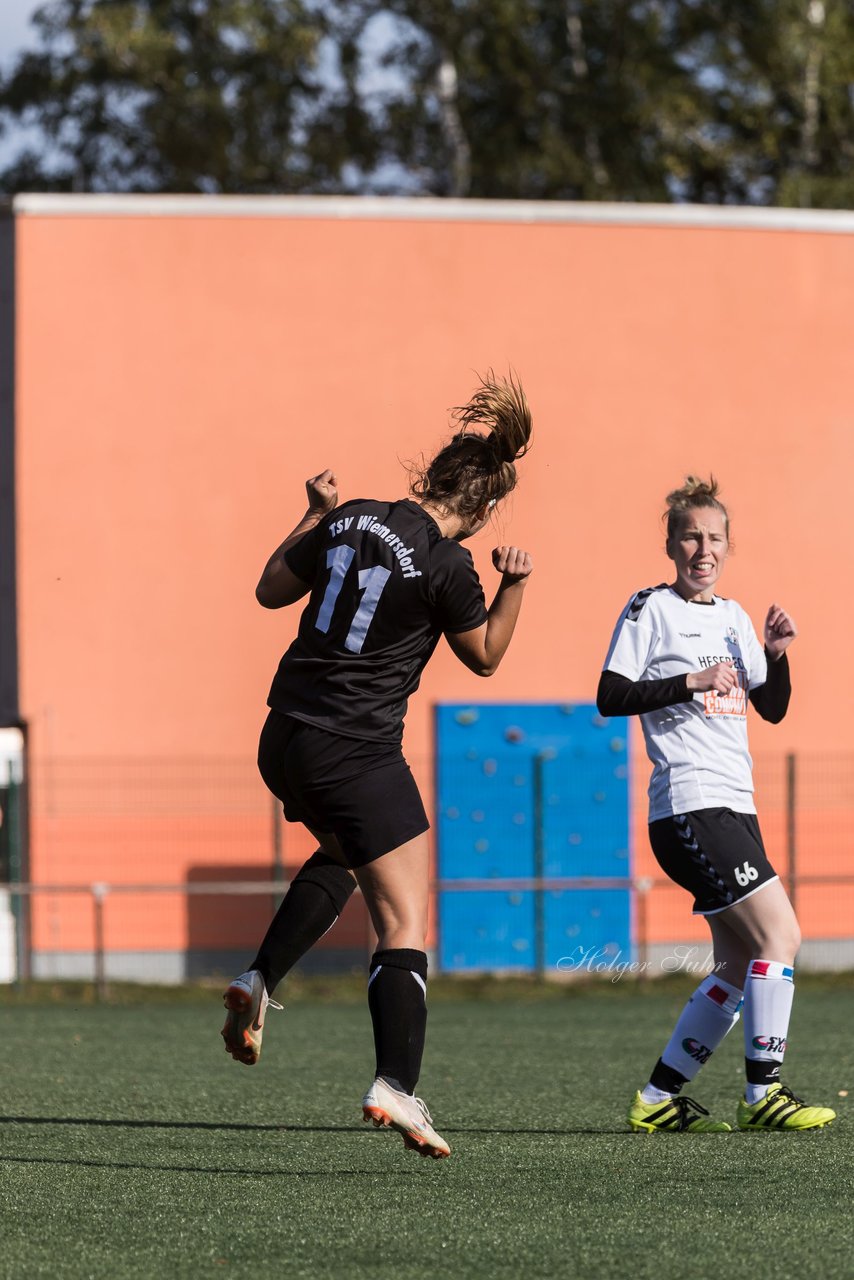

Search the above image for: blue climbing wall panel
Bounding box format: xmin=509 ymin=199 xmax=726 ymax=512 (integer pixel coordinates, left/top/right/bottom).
xmin=435 ymin=703 xmax=630 ymax=972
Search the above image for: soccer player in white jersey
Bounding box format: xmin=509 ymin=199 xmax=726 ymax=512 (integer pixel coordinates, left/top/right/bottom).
xmin=598 ymin=476 xmax=834 ymax=1133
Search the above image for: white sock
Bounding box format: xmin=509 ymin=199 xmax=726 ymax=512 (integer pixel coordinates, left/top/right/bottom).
xmin=640 ymin=1084 xmax=674 ymax=1104
xmin=640 ymin=974 xmax=743 ymax=1103
xmin=743 ymin=958 xmax=795 ymax=1104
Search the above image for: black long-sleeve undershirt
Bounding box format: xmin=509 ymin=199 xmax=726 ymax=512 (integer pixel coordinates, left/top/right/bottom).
xmin=596 ymin=670 xmax=693 ymax=717
xmin=596 ymin=650 xmax=791 ymax=723
xmin=747 ymin=650 xmax=791 ymax=723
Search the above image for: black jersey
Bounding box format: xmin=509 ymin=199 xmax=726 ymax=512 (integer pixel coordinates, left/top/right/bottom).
xmin=267 ymin=499 xmax=488 ymax=742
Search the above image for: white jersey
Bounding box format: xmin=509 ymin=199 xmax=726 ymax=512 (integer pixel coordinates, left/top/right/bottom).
xmin=603 ymin=585 xmax=768 ymax=821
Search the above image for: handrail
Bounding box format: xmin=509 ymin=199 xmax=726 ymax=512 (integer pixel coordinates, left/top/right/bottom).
xmin=6 ymin=874 xmax=854 ymax=895
xmin=5 ymin=875 xmax=854 ymax=1000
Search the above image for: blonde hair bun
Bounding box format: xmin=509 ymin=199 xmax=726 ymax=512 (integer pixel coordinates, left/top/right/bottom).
xmin=664 ymin=474 xmax=729 ymax=540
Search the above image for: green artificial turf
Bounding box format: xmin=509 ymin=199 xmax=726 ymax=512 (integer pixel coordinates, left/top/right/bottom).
xmin=1 ymin=985 xmax=852 ymax=1279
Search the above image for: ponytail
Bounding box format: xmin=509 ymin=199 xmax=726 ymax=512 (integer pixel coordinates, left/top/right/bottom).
xmin=410 ymin=371 xmax=532 ymax=520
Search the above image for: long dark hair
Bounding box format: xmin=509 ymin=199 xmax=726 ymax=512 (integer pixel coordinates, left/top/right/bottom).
xmin=409 ymin=371 xmax=532 ymax=521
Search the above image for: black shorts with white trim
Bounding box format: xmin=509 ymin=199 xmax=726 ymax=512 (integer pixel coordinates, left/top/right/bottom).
xmin=648 ymin=807 xmax=778 ymax=915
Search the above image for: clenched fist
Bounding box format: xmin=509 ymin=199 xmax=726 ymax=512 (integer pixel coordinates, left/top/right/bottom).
xmin=764 ymin=603 xmax=797 ymax=660
xmin=686 ymin=662 xmax=739 ymax=695
xmin=492 ymin=546 xmax=533 ymax=583
xmin=305 ymin=469 xmax=338 ymax=516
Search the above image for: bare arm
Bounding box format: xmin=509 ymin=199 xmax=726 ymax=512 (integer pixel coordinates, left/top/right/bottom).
xmin=445 ymin=546 xmax=533 ymax=677
xmin=255 ymin=469 xmax=338 ymax=609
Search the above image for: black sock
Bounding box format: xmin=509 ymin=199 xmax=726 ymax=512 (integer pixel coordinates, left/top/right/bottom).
xmin=367 ymin=948 xmax=428 ymax=1095
xmin=250 ymin=851 xmax=355 ymax=996
xmin=649 ymin=1057 xmax=688 ymax=1095
xmin=745 ymin=1058 xmax=783 ymax=1087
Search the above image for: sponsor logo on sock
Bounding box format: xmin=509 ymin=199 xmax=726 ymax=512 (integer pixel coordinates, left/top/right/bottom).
xmin=752 ymin=1035 xmax=787 ymax=1053
xmin=681 ymin=1037 xmax=713 ymax=1064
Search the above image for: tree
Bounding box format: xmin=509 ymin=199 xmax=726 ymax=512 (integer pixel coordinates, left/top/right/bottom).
xmin=358 ymin=0 xmax=707 ymax=201
xmin=672 ymin=0 xmax=854 ymax=207
xmin=2 ymin=0 xmax=852 ymax=204
xmin=360 ymin=0 xmax=854 ymax=205
xmin=0 ymin=0 xmax=377 ymax=193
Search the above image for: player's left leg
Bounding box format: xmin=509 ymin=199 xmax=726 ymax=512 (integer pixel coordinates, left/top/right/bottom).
xmin=248 ymin=848 xmax=357 ymax=996
xmin=221 ymin=846 xmax=357 ymax=1065
xmin=223 ymin=711 xmax=360 ymax=1064
xmin=718 ymin=879 xmax=835 ymax=1130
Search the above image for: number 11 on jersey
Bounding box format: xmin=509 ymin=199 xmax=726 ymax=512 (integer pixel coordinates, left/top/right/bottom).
xmin=315 ymin=545 xmax=391 ymax=654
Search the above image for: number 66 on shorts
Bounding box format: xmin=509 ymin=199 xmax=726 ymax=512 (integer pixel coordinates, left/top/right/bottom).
xmin=649 ymin=808 xmax=778 ymax=915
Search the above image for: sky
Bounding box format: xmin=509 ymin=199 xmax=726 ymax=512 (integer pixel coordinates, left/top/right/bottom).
xmin=0 ymin=0 xmax=40 ymax=67
xmin=0 ymin=0 xmax=42 ymax=165
xmin=0 ymin=2 xmax=409 ymax=186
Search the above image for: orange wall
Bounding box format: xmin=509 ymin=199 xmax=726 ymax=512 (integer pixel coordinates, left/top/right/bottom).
xmin=13 ymin=200 xmax=854 ymax=947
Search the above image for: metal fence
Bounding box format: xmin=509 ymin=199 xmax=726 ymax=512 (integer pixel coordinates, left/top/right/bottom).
xmin=1 ymin=748 xmax=852 ymax=989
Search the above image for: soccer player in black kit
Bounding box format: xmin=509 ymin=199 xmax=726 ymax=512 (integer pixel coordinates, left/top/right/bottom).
xmin=221 ymin=373 xmax=533 ymax=1158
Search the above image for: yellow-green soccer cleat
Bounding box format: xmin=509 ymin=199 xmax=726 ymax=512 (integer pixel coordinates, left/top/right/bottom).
xmin=737 ymin=1083 xmax=836 ymax=1131
xmin=628 ymin=1091 xmax=732 ymax=1133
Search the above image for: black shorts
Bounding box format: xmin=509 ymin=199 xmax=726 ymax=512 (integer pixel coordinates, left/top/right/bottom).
xmin=257 ymin=710 xmax=429 ymax=869
xmin=649 ymin=808 xmax=778 ymax=916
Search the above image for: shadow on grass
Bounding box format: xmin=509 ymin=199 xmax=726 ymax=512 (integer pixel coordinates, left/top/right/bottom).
xmin=0 ymin=1154 xmax=425 ymax=1177
xmin=0 ymin=1114 xmax=622 ymax=1136
xmin=0 ymin=1115 xmax=364 ymax=1133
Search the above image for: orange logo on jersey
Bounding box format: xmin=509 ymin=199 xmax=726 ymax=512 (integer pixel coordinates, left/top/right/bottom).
xmin=703 ymin=669 xmax=748 ymax=717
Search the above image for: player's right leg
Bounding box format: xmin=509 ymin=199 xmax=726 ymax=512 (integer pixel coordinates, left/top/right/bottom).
xmin=626 ymin=965 xmax=741 ymax=1133
xmin=627 ymin=812 xmax=748 ymax=1133
xmin=285 ymin=737 xmax=448 ymax=1156
xmin=355 ymin=834 xmax=450 ymax=1159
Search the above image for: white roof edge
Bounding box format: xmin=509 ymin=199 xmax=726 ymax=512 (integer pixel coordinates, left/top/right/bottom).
xmin=10 ymin=192 xmax=854 ymax=234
